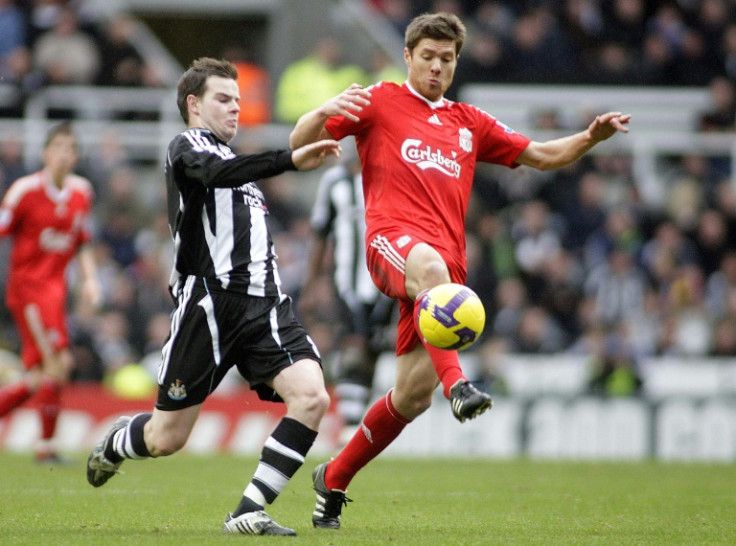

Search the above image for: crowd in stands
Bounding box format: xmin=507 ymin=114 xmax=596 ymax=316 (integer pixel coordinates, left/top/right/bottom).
xmin=0 ymin=1 xmax=164 ymax=117
xmin=0 ymin=0 xmax=735 ymax=398
xmin=368 ymin=0 xmax=736 ymax=90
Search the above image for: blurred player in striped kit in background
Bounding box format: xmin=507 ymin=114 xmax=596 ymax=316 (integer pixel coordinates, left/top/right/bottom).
xmin=299 ymin=141 xmax=395 ymax=445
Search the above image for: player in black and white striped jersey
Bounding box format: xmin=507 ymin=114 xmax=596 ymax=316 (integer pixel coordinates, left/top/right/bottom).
xmin=86 ymin=57 xmax=342 ymax=537
xmin=300 ymin=146 xmax=395 ymax=445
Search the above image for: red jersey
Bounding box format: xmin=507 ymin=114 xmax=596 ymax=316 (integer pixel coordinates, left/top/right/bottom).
xmin=0 ymin=169 xmax=93 ymax=306
xmin=325 ymin=81 xmax=531 ymax=262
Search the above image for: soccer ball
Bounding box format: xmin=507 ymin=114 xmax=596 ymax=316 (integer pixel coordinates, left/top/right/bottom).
xmin=416 ymin=283 xmax=486 ymax=351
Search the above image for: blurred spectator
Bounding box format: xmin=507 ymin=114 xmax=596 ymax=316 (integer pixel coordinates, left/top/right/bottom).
xmin=584 ymin=244 xmax=649 ymax=327
xmin=674 ymin=28 xmax=721 ymax=86
xmin=469 ymin=211 xmax=517 ymax=316
xmin=705 ymin=250 xmax=736 ymax=320
xmin=662 ymin=153 xmax=708 ymax=232
xmin=0 ymin=135 xmax=27 ymax=191
xmin=710 ymin=317 xmax=736 ymax=357
xmin=274 ymin=36 xmax=367 ymax=123
xmin=97 ymin=166 xmax=150 ymax=268
xmin=491 ymin=276 xmax=528 ymax=340
xmin=32 ymin=6 xmax=101 ymax=84
xmin=509 ymin=306 xmax=567 ymax=353
xmin=660 ymin=263 xmax=711 ymax=356
xmin=537 ymin=249 xmax=585 ymax=339
xmin=511 ymin=200 xmax=563 ymax=300
xmin=587 ymin=42 xmax=640 ymax=85
xmin=82 ymin=128 xmax=132 ymax=194
xmin=0 ymin=46 xmax=37 ymax=117
xmin=92 ymin=308 xmax=137 ymax=373
xmin=693 ymin=209 xmax=731 ymax=278
xmin=698 ymin=76 xmax=736 ymax=132
xmin=561 ymin=0 xmax=603 ymax=57
xmin=27 ymin=0 xmax=66 ymax=44
xmin=0 ymin=0 xmax=26 ymax=64
xmin=446 ymin=31 xmax=510 ymax=100
xmin=560 ymin=170 xmax=608 ymax=252
xmin=95 ymin=13 xmax=145 ymax=87
xmin=600 ymin=0 xmax=647 ymax=50
xmin=585 ymin=322 xmax=643 ymax=397
xmin=507 ymin=8 xmax=575 ymax=83
xmin=638 ymin=32 xmax=676 ymax=86
xmin=472 ymin=1 xmax=515 ymax=39
xmin=368 ymin=48 xmax=404 ymax=85
xmin=640 ymin=220 xmax=699 ymax=290
xmin=222 ymin=44 xmax=271 ymax=126
xmin=582 ymin=206 xmax=641 ymax=271
xmin=722 ymin=23 xmax=736 ymax=81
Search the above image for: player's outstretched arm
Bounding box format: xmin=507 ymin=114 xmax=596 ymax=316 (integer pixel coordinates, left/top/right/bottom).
xmin=291 ymin=139 xmax=342 ymax=171
xmin=289 ymin=83 xmax=371 ymax=149
xmin=517 ymin=111 xmax=631 ymax=171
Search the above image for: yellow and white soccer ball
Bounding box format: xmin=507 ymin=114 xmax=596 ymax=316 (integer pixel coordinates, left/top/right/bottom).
xmin=416 ymin=283 xmax=486 ymax=351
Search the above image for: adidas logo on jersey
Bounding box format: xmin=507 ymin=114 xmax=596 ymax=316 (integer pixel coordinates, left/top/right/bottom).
xmin=427 ymin=114 xmax=442 ymax=125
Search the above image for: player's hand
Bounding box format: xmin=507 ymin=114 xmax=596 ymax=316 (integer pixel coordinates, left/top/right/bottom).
xmin=318 ymin=83 xmax=372 ymax=122
xmin=292 ymin=139 xmax=342 ymax=171
xmin=587 ymin=112 xmax=631 ymax=142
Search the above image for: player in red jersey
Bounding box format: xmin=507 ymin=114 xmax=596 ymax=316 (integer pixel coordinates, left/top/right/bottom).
xmin=290 ymin=12 xmax=630 ymax=528
xmin=0 ymin=122 xmax=101 ymax=462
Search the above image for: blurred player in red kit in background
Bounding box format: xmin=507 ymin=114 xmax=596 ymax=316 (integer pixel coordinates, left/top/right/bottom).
xmin=290 ymin=11 xmax=630 ymax=528
xmin=0 ymin=122 xmax=101 ymax=462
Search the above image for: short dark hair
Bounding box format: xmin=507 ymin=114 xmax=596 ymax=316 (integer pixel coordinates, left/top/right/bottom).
xmin=404 ymin=12 xmax=467 ymax=56
xmin=176 ymin=57 xmax=238 ymax=123
xmin=44 ymin=121 xmax=76 ymax=149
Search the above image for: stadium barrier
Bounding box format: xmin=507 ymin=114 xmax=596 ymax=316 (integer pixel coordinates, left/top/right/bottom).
xmin=1 ymin=355 xmax=734 ymax=461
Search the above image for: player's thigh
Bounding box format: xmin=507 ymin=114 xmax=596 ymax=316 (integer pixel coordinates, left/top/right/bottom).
xmin=8 ymin=299 xmax=66 ymax=369
xmin=404 ymin=243 xmax=452 ymax=299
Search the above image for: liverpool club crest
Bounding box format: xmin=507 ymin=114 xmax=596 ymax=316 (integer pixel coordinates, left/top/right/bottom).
xmin=458 ymin=127 xmax=473 ymax=152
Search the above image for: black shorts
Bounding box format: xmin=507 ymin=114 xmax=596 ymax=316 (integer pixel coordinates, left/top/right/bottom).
xmin=155 ymin=276 xmax=321 ymax=411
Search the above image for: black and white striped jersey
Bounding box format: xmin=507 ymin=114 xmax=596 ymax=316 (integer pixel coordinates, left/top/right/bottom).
xmin=310 ymin=163 xmax=381 ymax=306
xmin=164 ymin=128 xmax=296 ymax=298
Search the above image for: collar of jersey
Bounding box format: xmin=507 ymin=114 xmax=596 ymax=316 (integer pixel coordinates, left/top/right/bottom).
xmin=405 ymin=81 xmax=445 ymax=110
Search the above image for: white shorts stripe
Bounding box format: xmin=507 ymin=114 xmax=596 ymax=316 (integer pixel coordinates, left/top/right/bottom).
xmin=159 ymin=275 xmax=195 ymax=384
xmin=370 ymin=235 xmax=406 ymax=274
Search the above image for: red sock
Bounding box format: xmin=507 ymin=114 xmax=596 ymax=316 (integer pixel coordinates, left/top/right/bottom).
xmin=326 ymin=390 xmax=411 ymax=491
xmin=0 ymin=380 xmax=33 ymax=418
xmin=35 ymin=379 xmax=61 ymax=441
xmin=413 ymin=293 xmax=466 ymax=398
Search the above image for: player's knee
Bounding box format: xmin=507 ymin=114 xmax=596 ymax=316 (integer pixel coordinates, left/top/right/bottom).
xmin=415 ymin=260 xmax=451 ymax=294
xmin=291 ymin=383 xmax=330 ymax=421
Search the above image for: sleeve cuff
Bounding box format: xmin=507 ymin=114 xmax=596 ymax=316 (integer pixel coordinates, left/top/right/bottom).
xmin=276 ymin=150 xmax=297 ymax=171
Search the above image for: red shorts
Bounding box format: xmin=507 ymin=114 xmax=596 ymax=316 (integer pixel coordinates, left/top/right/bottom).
xmin=366 ymin=229 xmax=466 ymax=356
xmin=7 ymin=294 xmax=68 ymax=368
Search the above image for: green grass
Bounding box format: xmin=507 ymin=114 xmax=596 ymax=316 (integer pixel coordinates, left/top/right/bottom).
xmin=1 ymin=452 xmax=734 ymax=545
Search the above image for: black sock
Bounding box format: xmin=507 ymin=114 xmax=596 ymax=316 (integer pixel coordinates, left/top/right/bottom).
xmin=233 ymin=417 xmax=317 ymax=517
xmin=104 ymin=413 xmax=153 ymax=462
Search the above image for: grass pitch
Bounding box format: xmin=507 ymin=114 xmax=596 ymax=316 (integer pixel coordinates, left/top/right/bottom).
xmin=1 ymin=452 xmax=734 ymax=545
